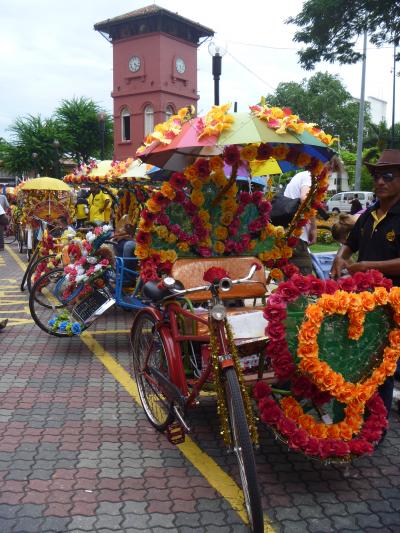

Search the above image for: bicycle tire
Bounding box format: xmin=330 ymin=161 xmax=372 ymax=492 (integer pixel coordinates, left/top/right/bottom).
xmin=131 ymin=312 xmax=174 ymax=431
xmin=224 ymin=367 xmax=264 ymax=533
xmin=4 ymin=227 xmax=16 ymax=244
xmin=29 ymin=268 xmax=74 ymax=337
xmin=20 ymin=248 xmax=40 ymax=291
xmin=17 ymin=227 xmax=24 ymax=253
xmin=26 ymin=254 xmax=59 ymax=293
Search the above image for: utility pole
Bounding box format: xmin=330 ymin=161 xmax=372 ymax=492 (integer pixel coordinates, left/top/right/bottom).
xmin=355 ymin=31 xmax=368 ymax=190
xmin=391 ymin=42 xmax=397 ymax=148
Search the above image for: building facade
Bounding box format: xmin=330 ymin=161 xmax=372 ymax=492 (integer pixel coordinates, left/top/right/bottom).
xmin=94 ymin=5 xmax=214 ymax=160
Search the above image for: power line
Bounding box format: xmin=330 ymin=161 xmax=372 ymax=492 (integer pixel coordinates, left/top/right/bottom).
xmin=226 ymin=39 xmax=397 ymax=52
xmin=225 ymin=50 xmax=276 ymax=92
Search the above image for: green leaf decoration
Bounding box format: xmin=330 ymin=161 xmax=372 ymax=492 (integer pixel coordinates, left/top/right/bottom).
xmin=285 ymin=297 xmax=392 ymax=384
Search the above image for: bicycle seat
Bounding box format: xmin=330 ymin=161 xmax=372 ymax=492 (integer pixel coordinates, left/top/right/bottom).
xmin=142 ymin=280 xmax=184 ymax=302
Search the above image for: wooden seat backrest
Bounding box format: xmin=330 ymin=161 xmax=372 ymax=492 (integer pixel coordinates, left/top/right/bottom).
xmin=171 ymin=256 xmax=266 ymax=302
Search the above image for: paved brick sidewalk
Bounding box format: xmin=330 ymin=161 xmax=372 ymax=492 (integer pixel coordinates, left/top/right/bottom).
xmin=0 ymin=244 xmax=400 ymax=533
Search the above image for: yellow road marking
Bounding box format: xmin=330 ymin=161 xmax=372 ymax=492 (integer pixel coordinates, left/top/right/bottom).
xmin=0 ymin=279 xmax=18 ymax=283
xmin=5 ymin=245 xmax=28 ymax=271
xmin=6 ymin=244 xmax=275 ymax=531
xmin=80 ymin=332 xmax=265 ymax=528
xmin=0 ymin=300 xmax=27 ymax=305
xmin=0 ymin=309 xmax=30 ymax=314
xmin=0 ymin=291 xmax=23 ymax=297
xmin=7 ymin=318 xmax=34 ymax=327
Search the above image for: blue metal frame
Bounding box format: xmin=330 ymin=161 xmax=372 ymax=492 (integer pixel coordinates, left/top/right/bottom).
xmin=114 ymin=256 xmax=146 ymax=310
xmin=310 ymin=252 xmax=336 ymax=280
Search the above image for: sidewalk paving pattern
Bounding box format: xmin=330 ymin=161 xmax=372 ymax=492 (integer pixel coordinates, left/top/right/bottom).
xmin=0 ymin=243 xmax=399 ymax=532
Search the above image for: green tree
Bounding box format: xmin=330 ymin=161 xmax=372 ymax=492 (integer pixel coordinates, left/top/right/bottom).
xmin=287 ymin=0 xmax=400 ymax=70
xmin=341 ymin=148 xmax=376 ymax=190
xmin=265 ymin=72 xmax=370 ymax=149
xmin=1 ymin=115 xmax=67 ymax=177
xmin=55 ymin=97 xmax=113 ymax=164
xmin=364 ymin=120 xmax=391 ymax=150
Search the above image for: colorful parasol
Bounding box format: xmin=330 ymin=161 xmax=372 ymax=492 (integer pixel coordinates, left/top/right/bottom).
xmin=136 ymin=104 xmax=336 ymax=172
xmin=63 ymin=158 xmax=160 ymax=185
xmin=20 ymin=177 xmax=72 ymax=192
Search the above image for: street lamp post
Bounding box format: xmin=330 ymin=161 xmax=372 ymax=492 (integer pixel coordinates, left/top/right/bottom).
xmin=98 ymin=112 xmax=106 ymax=160
xmin=31 ymin=152 xmax=38 ymax=178
xmin=53 ymin=139 xmax=60 ymax=178
xmin=208 ymin=42 xmax=227 ymax=106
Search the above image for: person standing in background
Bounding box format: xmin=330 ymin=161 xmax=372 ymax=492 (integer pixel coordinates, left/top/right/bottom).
xmin=75 ymin=192 xmax=89 ymax=228
xmin=0 ymin=203 xmax=9 ymax=251
xmin=87 ymin=184 xmax=110 ymax=226
xmin=331 ymin=149 xmax=400 ymax=427
xmin=350 ymin=193 xmax=362 ymax=214
xmin=284 ymin=170 xmax=316 ymax=274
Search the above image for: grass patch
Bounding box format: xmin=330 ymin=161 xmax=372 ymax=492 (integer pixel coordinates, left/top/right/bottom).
xmin=310 ymin=242 xmax=340 ymax=253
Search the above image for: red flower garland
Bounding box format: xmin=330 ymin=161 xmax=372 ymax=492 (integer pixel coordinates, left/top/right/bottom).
xmin=254 ymin=382 xmax=387 ymax=459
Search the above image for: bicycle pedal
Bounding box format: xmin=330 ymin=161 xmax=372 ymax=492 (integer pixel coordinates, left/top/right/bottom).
xmin=166 ymin=422 xmax=185 ymax=445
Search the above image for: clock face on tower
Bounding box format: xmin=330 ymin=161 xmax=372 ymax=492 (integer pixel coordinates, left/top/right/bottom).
xmin=128 ymin=56 xmax=141 ymax=72
xmin=175 ymin=57 xmax=186 ymax=74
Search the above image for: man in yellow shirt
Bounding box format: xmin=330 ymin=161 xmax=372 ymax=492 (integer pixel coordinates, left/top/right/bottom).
xmin=87 ymin=185 xmax=111 ymax=226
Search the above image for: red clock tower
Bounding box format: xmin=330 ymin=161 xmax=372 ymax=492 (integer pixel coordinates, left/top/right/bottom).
xmin=94 ymin=5 xmax=214 ymax=160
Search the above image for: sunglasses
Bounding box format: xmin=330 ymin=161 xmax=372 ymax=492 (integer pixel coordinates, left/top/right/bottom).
xmin=372 ymin=172 xmax=400 ymax=182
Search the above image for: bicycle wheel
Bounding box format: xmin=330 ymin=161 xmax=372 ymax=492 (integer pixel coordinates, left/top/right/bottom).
xmin=4 ymin=225 xmax=16 ymax=244
xmin=17 ymin=226 xmax=25 ymax=253
xmin=26 ymin=254 xmax=59 ymax=293
xmin=20 ymin=248 xmax=39 ymax=291
xmin=224 ymin=367 xmax=264 ymax=533
xmin=29 ymin=267 xmax=84 ymax=337
xmin=131 ymin=312 xmax=174 ymax=431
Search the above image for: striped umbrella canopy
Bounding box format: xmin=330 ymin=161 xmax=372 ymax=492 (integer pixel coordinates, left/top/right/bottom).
xmin=137 ymin=110 xmax=336 ymax=172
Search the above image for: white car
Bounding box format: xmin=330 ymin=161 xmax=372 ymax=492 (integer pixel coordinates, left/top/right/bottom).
xmin=326 ymin=191 xmax=374 ymax=213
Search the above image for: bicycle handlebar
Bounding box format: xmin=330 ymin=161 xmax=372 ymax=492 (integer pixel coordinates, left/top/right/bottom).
xmin=165 ymin=263 xmax=260 ymax=299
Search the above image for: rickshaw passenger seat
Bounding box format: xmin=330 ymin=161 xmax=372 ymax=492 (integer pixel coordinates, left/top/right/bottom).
xmin=171 ymin=257 xmax=267 ymax=302
xmin=142 ymin=280 xmax=184 ymax=302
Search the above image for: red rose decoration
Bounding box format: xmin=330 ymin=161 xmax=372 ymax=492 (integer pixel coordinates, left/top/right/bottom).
xmin=223 ymin=145 xmax=241 ymax=166
xmin=290 ymin=273 xmax=311 ymax=293
xmin=288 ymin=428 xmax=309 ymax=451
xmin=349 ymin=440 xmax=374 ymax=456
xmin=338 ymin=276 xmax=356 ymax=292
xmin=291 ymin=375 xmax=314 ymax=398
xmin=278 ymin=281 xmax=301 ymax=302
xmin=253 ymin=381 xmax=272 ymax=400
xmin=203 ymin=267 xmax=229 ymax=284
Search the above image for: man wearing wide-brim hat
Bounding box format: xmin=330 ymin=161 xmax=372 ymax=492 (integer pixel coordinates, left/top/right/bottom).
xmin=331 ymin=149 xmax=400 ymax=430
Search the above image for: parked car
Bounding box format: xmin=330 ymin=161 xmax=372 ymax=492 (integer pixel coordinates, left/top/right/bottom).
xmin=326 ymin=191 xmax=374 ymax=213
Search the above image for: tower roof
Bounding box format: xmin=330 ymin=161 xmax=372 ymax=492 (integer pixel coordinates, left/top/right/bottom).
xmin=94 ymin=4 xmax=214 ymax=44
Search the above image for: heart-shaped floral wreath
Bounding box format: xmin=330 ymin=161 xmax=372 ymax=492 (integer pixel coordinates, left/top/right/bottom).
xmin=255 ymin=270 xmax=398 ymax=461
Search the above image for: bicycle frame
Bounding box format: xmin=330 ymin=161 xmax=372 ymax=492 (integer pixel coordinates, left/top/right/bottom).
xmin=133 ymin=289 xmax=238 ymax=412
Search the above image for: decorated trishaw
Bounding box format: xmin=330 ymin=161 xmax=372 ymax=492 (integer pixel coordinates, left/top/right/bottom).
xmin=26 ymin=103 xmax=400 ymax=532
xmin=28 ymin=159 xmax=159 ymax=336
xmin=123 ymin=103 xmax=400 ymax=532
xmin=14 ymin=177 xmax=75 ymax=292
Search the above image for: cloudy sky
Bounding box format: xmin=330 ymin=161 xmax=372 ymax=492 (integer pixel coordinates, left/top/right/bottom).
xmin=1 ymin=0 xmax=398 ymax=142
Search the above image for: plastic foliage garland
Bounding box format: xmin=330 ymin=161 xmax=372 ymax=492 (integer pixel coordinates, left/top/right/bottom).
xmin=48 ymin=311 xmax=82 ymax=336
xmin=256 ymin=270 xmax=397 ymax=461
xmin=209 ymin=319 xmax=259 ymax=447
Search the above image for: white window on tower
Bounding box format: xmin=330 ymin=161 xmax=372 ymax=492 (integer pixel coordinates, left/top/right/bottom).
xmin=144 ymin=105 xmax=154 ymax=136
xmin=121 ymin=108 xmax=131 ymax=141
xmin=165 ymin=105 xmax=175 ymax=120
